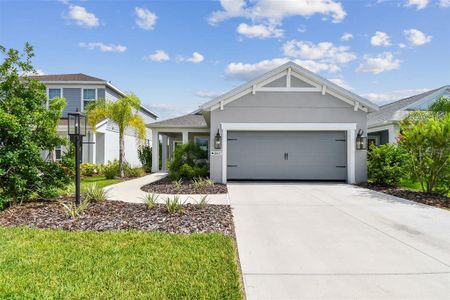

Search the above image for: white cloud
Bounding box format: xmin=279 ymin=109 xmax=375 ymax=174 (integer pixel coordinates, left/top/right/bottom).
xmin=405 ymin=0 xmax=429 ymax=10
xmin=403 ymin=28 xmax=432 ymax=46
xmin=178 ymin=52 xmax=204 ymax=63
xmin=328 ymin=78 xmax=353 ymax=90
xmin=363 ymin=88 xmax=429 ymax=104
xmin=145 ymin=50 xmax=169 ymax=62
xmin=356 ymin=52 xmax=400 ymax=74
xmin=398 ymin=43 xmax=406 ymax=48
xmin=195 ymin=91 xmax=225 ymax=98
xmin=209 ymin=0 xmax=347 ymax=25
xmin=146 ymin=103 xmax=194 ymax=120
xmin=237 ymin=23 xmax=283 ymax=39
xmin=341 ymin=32 xmax=353 ymax=41
xmin=282 ymin=40 xmax=356 ymax=64
xmin=135 ymin=7 xmax=157 ymax=30
xmin=225 ymin=58 xmax=339 ymax=81
xmin=440 ymin=0 xmax=450 ymax=7
xmin=79 ymin=42 xmax=127 ymax=53
xmin=66 ymin=5 xmax=99 ymax=28
xmin=370 ymin=31 xmax=391 ymax=47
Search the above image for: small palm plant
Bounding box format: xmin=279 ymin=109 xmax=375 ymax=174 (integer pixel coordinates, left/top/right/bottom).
xmin=86 ymin=94 xmax=146 ymax=178
xmin=141 ymin=193 xmax=159 ymax=209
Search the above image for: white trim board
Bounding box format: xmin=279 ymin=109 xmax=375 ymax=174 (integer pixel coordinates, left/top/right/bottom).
xmin=219 ymin=122 xmax=357 ymax=184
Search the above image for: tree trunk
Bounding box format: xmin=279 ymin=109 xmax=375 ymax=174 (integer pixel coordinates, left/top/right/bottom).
xmin=119 ymin=131 xmax=125 ymax=178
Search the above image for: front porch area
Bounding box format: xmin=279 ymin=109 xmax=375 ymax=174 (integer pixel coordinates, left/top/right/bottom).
xmin=147 ymin=112 xmax=210 ymax=173
xmin=151 ymin=128 xmax=210 ymax=172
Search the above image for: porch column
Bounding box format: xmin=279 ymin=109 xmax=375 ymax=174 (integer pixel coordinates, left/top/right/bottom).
xmin=161 ymin=135 xmax=168 ymax=171
xmin=168 ymin=137 xmax=174 ymax=159
xmin=91 ymin=131 xmax=96 ymax=164
xmin=151 ymin=130 xmax=159 ymax=172
xmin=182 ymin=131 xmax=189 ymax=144
xmin=388 ymin=125 xmax=397 ymax=144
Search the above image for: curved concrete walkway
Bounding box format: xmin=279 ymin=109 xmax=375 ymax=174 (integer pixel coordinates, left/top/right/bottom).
xmin=104 ymin=172 xmax=228 ymax=205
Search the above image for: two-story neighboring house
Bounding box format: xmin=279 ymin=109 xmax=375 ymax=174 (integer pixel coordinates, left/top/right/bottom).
xmin=30 ymin=73 xmax=158 ymax=166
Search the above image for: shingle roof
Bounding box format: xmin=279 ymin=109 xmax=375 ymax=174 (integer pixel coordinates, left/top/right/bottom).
xmin=27 ymin=73 xmax=105 ymax=82
xmin=148 ymin=113 xmax=207 ymax=128
xmin=368 ymin=86 xmax=447 ymax=127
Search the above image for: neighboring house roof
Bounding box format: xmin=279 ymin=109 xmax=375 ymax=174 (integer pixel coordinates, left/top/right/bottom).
xmin=27 ymin=73 xmax=105 ymax=82
xmin=368 ymin=85 xmax=450 ymax=127
xmin=28 ymin=73 xmax=158 ymax=119
xmin=148 ymin=112 xmax=207 ymax=128
xmin=200 ymin=61 xmax=379 ymax=113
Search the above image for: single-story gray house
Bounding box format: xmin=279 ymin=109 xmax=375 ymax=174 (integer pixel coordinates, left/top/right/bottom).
xmin=148 ymin=62 xmax=379 ymax=184
xmin=368 ymin=85 xmax=449 ymax=145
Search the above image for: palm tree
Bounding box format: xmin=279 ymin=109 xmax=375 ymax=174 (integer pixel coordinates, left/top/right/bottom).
xmin=86 ymin=94 xmax=146 ymax=178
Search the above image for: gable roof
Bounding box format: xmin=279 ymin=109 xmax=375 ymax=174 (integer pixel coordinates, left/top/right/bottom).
xmin=28 ymin=73 xmax=159 ymax=119
xmin=200 ymin=61 xmax=379 ymax=112
xmin=147 ymin=112 xmax=207 ymax=128
xmin=27 ymin=73 xmax=105 ymax=82
xmin=368 ymin=85 xmax=450 ymax=127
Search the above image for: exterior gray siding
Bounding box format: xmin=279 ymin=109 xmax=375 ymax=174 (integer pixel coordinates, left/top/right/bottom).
xmin=106 ymin=87 xmax=121 ymax=101
xmin=209 ymin=91 xmax=368 ymax=183
xmin=62 ymin=88 xmax=81 ymax=116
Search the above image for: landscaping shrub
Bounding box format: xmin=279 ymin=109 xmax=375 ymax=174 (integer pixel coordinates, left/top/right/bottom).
xmin=82 ymin=183 xmax=108 ymax=203
xmin=103 ymin=160 xmax=120 ymax=179
xmin=80 ymin=163 xmax=98 ymax=177
xmin=368 ymin=144 xmax=406 ymax=187
xmin=168 ymin=143 xmax=208 ymax=180
xmin=138 ymin=145 xmax=152 ymax=173
xmin=125 ymin=166 xmax=145 ymax=178
xmin=0 ymin=44 xmax=69 ymax=206
xmin=141 ymin=193 xmax=159 ymax=209
xmin=165 ymin=196 xmax=184 ymax=214
xmin=398 ymin=111 xmax=450 ymax=195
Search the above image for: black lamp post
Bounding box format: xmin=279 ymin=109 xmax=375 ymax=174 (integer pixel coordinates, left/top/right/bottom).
xmin=356 ymin=129 xmax=367 ymax=150
xmin=68 ymin=110 xmax=86 ymax=205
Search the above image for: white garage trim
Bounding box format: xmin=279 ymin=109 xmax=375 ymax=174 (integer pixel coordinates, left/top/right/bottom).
xmin=220 ymin=123 xmax=357 ymax=184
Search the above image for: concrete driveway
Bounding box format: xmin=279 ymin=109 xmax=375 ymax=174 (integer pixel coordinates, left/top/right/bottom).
xmin=228 ymin=182 xmax=450 ymax=299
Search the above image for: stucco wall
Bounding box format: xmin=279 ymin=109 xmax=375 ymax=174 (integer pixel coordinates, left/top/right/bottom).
xmin=208 ymin=91 xmax=368 ymax=183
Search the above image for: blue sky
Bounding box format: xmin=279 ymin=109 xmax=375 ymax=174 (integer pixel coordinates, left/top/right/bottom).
xmin=1 ymin=0 xmax=449 ymax=119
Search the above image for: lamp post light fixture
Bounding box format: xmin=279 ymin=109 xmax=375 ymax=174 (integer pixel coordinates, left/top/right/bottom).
xmin=214 ymin=129 xmax=222 ymax=149
xmin=67 ymin=110 xmax=87 ymax=205
xmin=356 ymin=129 xmax=367 ymax=150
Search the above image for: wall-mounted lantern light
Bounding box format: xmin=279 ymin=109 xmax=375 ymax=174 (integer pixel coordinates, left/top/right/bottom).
xmin=214 ymin=129 xmax=222 ymax=149
xmin=356 ymin=129 xmax=367 ymax=150
xmin=67 ymin=110 xmax=87 ymax=205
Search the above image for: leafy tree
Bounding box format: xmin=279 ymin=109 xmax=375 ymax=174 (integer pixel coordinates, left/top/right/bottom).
xmin=429 ymin=96 xmax=450 ymax=114
xmin=368 ymin=144 xmax=406 ymax=187
xmin=86 ymin=95 xmax=146 ymax=177
xmin=398 ymin=111 xmax=450 ymax=194
xmin=0 ymin=43 xmax=69 ymax=207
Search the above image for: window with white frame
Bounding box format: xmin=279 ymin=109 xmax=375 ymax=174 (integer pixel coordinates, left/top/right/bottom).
xmin=83 ymin=88 xmax=96 ymax=110
xmin=48 ymin=88 xmax=61 ymax=99
xmin=194 ymin=136 xmax=209 ymax=152
xmin=55 ymin=145 xmax=62 ymax=161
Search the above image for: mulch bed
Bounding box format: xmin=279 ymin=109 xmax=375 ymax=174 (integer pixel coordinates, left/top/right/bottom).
xmin=142 ymin=177 xmax=228 ymax=194
xmin=0 ymin=198 xmax=234 ymax=235
xmin=358 ymin=183 xmax=450 ymax=209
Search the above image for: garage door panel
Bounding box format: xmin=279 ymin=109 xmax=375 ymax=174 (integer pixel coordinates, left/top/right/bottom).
xmin=227 ymin=131 xmax=347 ymax=180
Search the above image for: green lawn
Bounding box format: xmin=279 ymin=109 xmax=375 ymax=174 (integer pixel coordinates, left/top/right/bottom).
xmin=399 ymin=178 xmax=450 ymax=196
xmin=0 ymin=227 xmax=243 ymax=299
xmin=81 ymin=176 xmax=123 ymax=190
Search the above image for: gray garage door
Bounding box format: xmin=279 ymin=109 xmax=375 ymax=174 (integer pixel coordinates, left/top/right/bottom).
xmin=227 ymin=131 xmax=347 ymax=181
